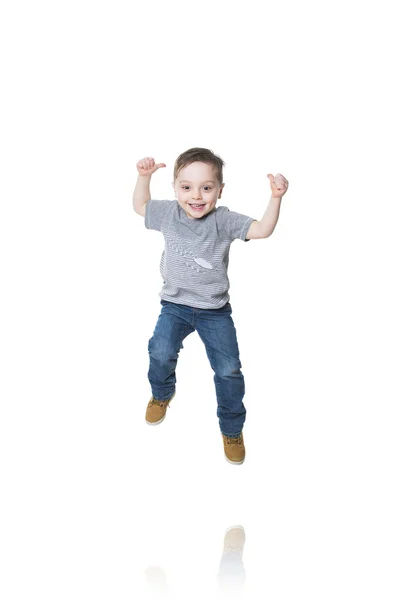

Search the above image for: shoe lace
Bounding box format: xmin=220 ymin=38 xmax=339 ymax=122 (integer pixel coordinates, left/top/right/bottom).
xmin=150 ymin=398 xmax=169 ymax=408
xmin=226 ymin=435 xmax=243 ymax=446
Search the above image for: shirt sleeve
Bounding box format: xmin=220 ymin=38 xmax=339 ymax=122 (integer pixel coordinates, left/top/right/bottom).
xmin=145 ymin=200 xmax=173 ymax=231
xmin=216 ymin=206 xmax=256 ymax=242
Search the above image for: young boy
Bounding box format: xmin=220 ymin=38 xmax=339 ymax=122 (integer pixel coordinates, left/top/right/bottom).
xmin=133 ymin=148 xmax=288 ymax=465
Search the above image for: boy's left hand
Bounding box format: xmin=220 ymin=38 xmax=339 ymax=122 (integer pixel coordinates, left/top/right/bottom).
xmin=267 ymin=173 xmax=289 ymax=198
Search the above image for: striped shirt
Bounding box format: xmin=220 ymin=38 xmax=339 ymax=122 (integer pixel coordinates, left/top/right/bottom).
xmin=145 ymin=200 xmax=255 ymax=309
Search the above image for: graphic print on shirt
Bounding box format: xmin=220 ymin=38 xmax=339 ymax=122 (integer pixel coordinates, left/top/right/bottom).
xmin=163 ymin=230 xmax=219 ymax=274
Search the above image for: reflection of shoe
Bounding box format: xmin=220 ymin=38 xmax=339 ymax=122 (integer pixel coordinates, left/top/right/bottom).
xmin=222 ymin=433 xmax=245 ymax=464
xmin=223 ymin=525 xmax=246 ymax=555
xmin=145 ymin=392 xmax=175 ymax=425
xmin=218 ymin=526 xmax=247 ymax=592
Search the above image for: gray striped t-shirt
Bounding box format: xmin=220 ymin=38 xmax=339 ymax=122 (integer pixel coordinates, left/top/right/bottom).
xmin=145 ymin=199 xmax=255 ymax=309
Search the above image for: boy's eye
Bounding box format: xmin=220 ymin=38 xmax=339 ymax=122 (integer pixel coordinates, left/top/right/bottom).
xmin=181 ymin=185 xmax=212 ymax=191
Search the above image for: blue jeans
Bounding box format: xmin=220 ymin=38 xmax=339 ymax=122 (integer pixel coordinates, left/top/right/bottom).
xmin=147 ymin=300 xmax=246 ymax=437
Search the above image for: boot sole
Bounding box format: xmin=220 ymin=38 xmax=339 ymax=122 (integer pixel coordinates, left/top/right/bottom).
xmin=225 ymin=455 xmax=245 ymax=465
xmin=145 ymin=415 xmax=166 ymax=426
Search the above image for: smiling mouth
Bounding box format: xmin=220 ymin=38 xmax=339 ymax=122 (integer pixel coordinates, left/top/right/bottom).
xmin=189 ymin=203 xmax=206 ymax=209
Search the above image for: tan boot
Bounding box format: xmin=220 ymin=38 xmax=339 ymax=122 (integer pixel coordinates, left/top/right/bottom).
xmin=145 ymin=393 xmax=175 ymax=425
xmin=222 ymin=433 xmax=245 ymax=465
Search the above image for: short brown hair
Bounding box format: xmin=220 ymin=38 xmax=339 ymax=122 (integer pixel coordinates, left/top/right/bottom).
xmin=173 ymin=147 xmax=225 ymax=185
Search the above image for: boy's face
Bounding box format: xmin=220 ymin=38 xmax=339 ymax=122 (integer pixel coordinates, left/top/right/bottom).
xmin=172 ymin=161 xmax=224 ymax=219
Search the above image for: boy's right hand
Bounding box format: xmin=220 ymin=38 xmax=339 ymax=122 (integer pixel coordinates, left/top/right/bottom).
xmin=136 ymin=157 xmax=166 ymax=177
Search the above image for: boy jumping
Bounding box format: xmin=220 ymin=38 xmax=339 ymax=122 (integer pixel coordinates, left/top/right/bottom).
xmin=133 ymin=147 xmax=288 ymax=464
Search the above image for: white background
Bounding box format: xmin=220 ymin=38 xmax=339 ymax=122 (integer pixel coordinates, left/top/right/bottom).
xmin=1 ymin=0 xmax=399 ymax=598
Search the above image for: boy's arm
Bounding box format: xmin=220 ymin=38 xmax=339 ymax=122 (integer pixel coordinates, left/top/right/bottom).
xmin=246 ymin=196 xmax=282 ymax=239
xmin=246 ymin=173 xmax=289 ymax=239
xmin=133 ymin=174 xmax=151 ymax=217
xmin=133 ymin=157 xmax=166 ymax=217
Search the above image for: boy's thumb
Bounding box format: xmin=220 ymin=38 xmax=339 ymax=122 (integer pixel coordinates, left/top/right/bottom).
xmin=267 ymin=174 xmax=275 ymax=183
xmin=156 ymin=163 xmax=166 ymax=169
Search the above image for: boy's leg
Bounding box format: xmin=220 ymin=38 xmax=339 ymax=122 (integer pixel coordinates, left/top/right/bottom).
xmin=148 ymin=301 xmax=195 ymax=400
xmin=195 ymin=303 xmax=246 ymax=437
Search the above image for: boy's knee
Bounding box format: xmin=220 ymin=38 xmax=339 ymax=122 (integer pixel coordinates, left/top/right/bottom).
xmin=148 ymin=335 xmax=181 ymax=363
xmin=214 ymin=360 xmax=243 ymax=379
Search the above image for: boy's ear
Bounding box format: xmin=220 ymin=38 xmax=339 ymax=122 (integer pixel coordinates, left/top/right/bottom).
xmin=171 ymin=182 xmax=176 ymax=196
xmin=218 ymin=183 xmax=225 ymax=198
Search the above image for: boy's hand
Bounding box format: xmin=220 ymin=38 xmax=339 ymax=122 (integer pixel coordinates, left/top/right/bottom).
xmin=136 ymin=157 xmax=166 ymax=177
xmin=267 ymin=173 xmax=289 ymax=199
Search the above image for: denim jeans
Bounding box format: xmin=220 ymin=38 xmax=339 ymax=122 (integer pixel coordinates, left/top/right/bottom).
xmin=147 ymin=300 xmax=246 ymax=437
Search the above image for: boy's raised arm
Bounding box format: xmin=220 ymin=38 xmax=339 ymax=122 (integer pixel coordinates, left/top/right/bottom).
xmin=245 ymin=172 xmax=289 ymax=239
xmin=133 ymin=157 xmax=166 ymax=217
